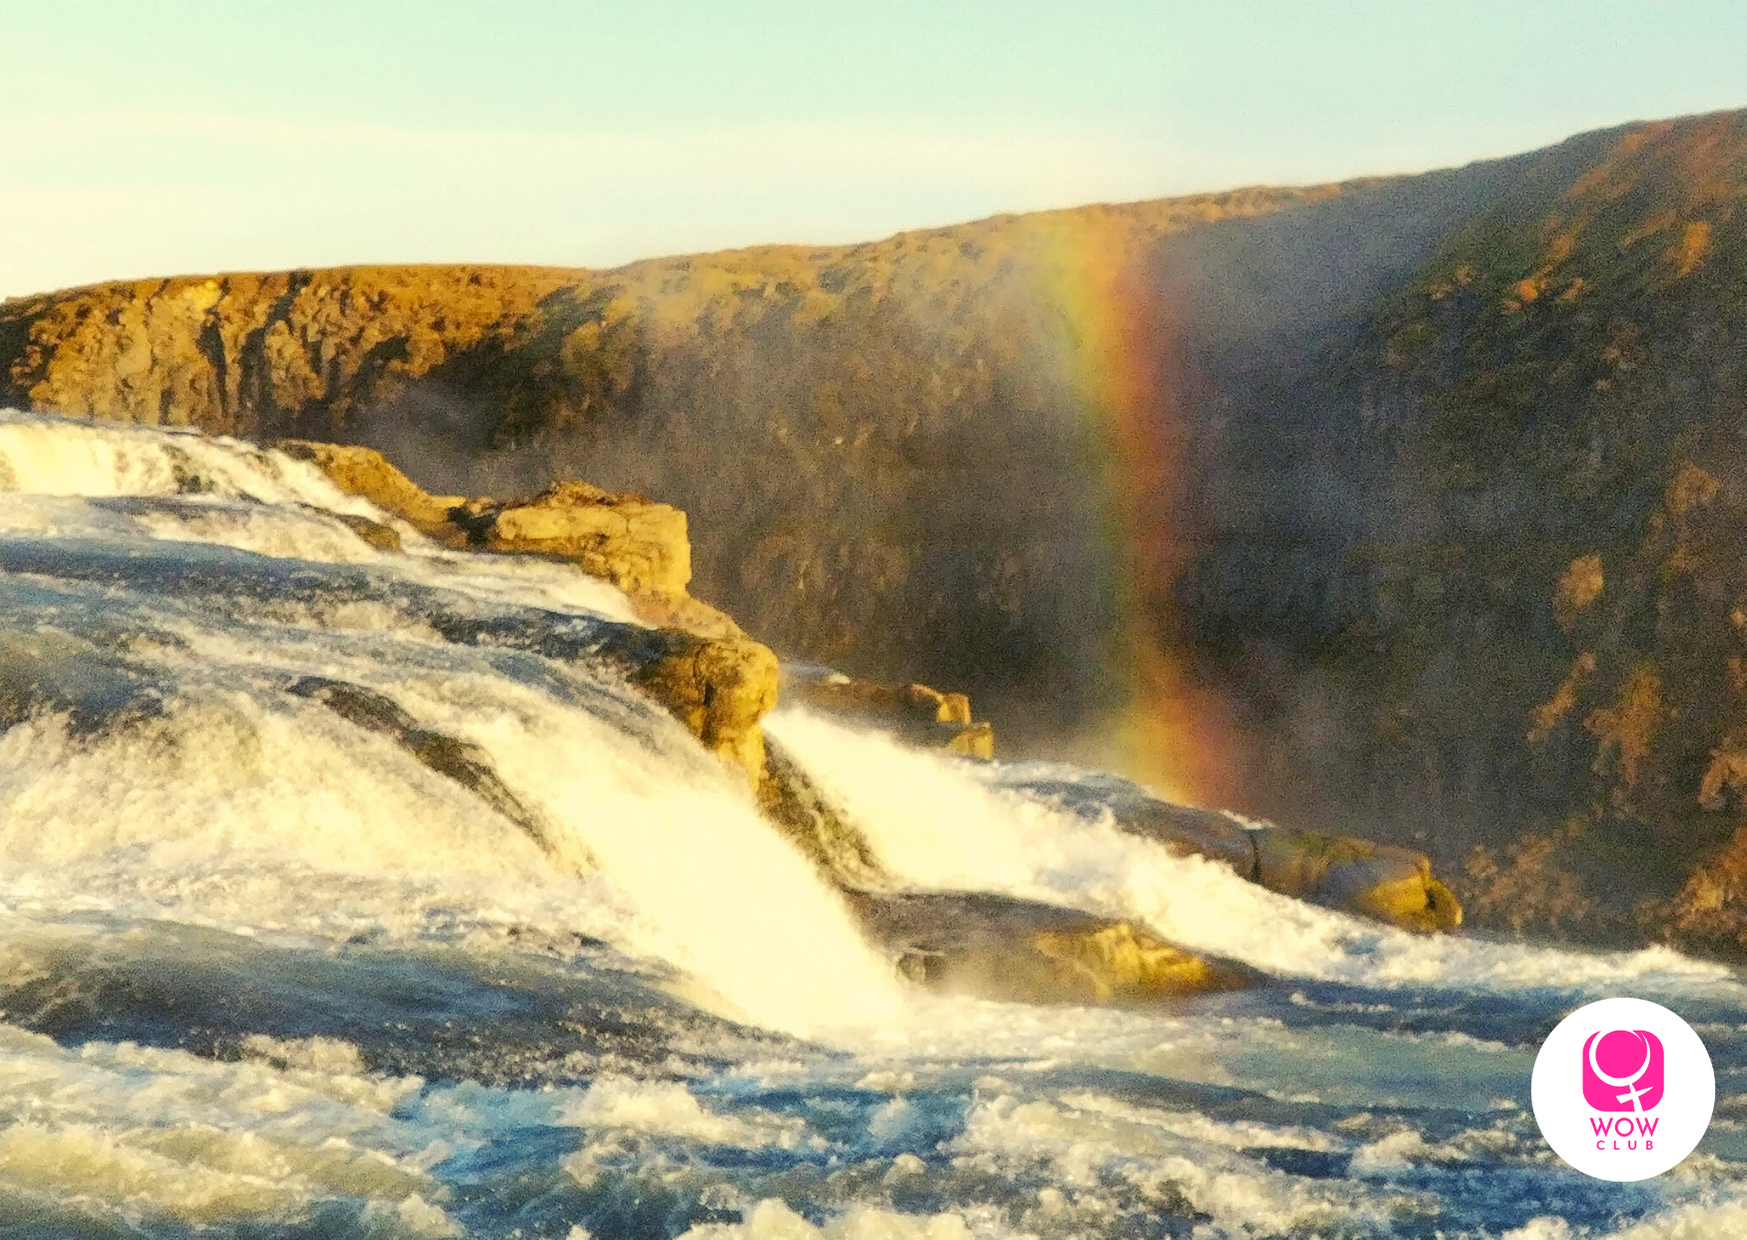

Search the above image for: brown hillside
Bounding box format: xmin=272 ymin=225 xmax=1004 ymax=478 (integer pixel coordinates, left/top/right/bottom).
xmin=0 ymin=180 xmax=1449 ymax=753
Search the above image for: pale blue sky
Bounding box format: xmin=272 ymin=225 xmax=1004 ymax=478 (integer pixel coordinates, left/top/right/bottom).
xmin=2 ymin=1 xmax=1743 ymax=298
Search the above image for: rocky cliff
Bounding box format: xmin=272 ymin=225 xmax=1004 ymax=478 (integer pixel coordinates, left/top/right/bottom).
xmin=1176 ymin=109 xmax=1747 ymax=950
xmin=7 ymin=108 xmax=1747 ymax=951
xmin=0 ymin=181 xmax=1444 ymax=753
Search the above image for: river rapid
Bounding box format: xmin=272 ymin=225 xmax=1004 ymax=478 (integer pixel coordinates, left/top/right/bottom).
xmin=3 ymin=408 xmax=1745 ymax=1239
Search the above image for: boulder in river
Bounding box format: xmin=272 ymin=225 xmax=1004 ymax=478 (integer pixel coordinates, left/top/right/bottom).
xmin=845 ymin=889 xmax=1253 ymax=1004
xmin=1004 ymin=774 xmax=1462 ymax=933
xmin=1251 ymin=829 xmax=1463 ymax=933
xmin=784 ymin=669 xmax=995 ymax=758
xmin=1117 ymin=799 xmax=1462 ymax=932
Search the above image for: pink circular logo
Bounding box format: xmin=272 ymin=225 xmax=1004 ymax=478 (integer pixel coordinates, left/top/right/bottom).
xmin=1532 ymin=998 xmax=1714 ymax=1181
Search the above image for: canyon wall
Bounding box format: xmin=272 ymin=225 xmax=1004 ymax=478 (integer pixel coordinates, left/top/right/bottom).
xmin=8 ymin=109 xmax=1747 ymax=949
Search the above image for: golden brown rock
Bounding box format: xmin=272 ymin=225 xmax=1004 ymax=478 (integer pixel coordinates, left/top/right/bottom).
xmin=475 ymin=480 xmax=691 ymax=600
xmin=846 ymin=890 xmax=1251 ymax=1005
xmin=1253 ymin=828 xmax=1463 ymax=932
xmin=1029 ymin=922 xmax=1250 ymax=1001
xmin=785 ymin=672 xmax=993 ymax=758
xmin=1111 ymin=796 xmax=1460 ymax=932
xmin=628 ymin=593 xmax=744 ymax=641
xmin=790 ymin=676 xmax=969 ymax=723
xmin=0 ymin=189 xmax=1344 ymax=438
xmin=273 ymin=437 xmax=774 ymax=784
xmin=627 ymin=632 xmax=780 ymax=788
xmin=277 ymin=437 xmax=742 ymax=638
xmin=275 ymin=440 xmax=465 ymax=540
xmin=944 ymin=720 xmax=995 ymax=760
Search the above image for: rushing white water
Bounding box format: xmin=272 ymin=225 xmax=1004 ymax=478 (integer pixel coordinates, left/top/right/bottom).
xmin=0 ymin=409 xmax=895 ymax=1038
xmin=4 ymin=408 xmax=1746 ymax=1239
xmin=768 ymin=709 xmax=1747 ymax=1001
xmin=0 ymin=411 xmax=643 ymax=621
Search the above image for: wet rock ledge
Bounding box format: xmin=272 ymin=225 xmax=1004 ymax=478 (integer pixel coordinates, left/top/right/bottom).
xmin=277 ymin=438 xmax=776 ymax=784
xmin=276 ymin=439 xmax=739 ymax=638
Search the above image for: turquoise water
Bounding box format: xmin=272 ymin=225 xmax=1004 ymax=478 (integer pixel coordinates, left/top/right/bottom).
xmin=4 ymin=409 xmax=1746 ymax=1239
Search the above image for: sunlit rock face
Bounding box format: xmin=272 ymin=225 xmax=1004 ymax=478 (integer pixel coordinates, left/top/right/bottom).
xmin=9 ymin=109 xmax=1747 ymax=946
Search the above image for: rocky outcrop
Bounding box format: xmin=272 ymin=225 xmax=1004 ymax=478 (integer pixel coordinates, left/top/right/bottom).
xmin=1009 ymin=777 xmax=1462 ymax=932
xmin=272 ymin=439 xmax=773 ymax=785
xmin=464 ymin=482 xmax=740 ymax=638
xmin=270 ymin=429 xmax=1461 ymax=939
xmin=1127 ymin=806 xmax=1462 ymax=934
xmin=846 ymin=890 xmax=1252 ymax=1005
xmin=1107 ymin=798 xmax=1258 ymax=873
xmin=1254 ymin=830 xmax=1463 ymax=933
xmin=274 ymin=441 xmax=466 ymax=538
xmin=783 ymin=670 xmax=995 ymax=758
xmin=625 ymin=632 xmax=778 ymax=785
xmin=275 ymin=439 xmax=740 ymax=638
xmin=469 ymin=480 xmax=687 ymax=596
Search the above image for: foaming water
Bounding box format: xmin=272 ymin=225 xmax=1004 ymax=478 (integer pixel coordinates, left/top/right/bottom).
xmin=0 ymin=1023 xmax=445 ymax=1225
xmin=0 ymin=615 xmax=893 ymax=1038
xmin=0 ymin=411 xmax=891 ymax=1037
xmin=768 ymin=709 xmax=1747 ymax=1002
xmin=0 ymin=412 xmax=326 ymax=501
xmin=0 ymin=408 xmax=641 ymax=621
xmin=4 ymin=409 xmax=1747 ymax=1238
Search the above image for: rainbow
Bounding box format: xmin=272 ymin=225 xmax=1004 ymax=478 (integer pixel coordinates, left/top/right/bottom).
xmin=1036 ymin=213 xmax=1253 ymax=808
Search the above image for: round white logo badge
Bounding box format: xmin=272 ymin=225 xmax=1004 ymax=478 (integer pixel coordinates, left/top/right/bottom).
xmin=1531 ymin=996 xmax=1715 ymax=1181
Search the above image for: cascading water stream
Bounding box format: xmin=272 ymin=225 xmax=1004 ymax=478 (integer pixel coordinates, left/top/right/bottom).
xmin=767 ymin=709 xmax=1747 ymax=1001
xmin=0 ymin=410 xmax=896 ymax=1037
